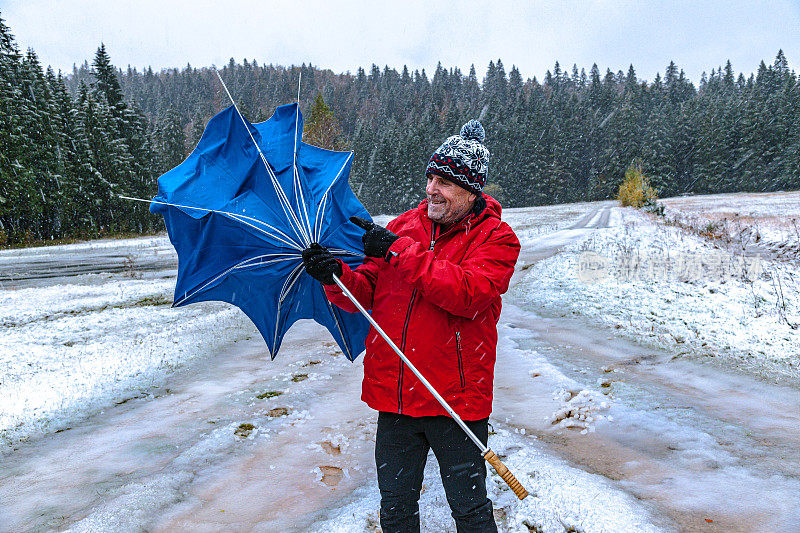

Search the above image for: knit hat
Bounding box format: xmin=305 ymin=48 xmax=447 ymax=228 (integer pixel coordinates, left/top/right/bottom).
xmin=426 ymin=120 xmax=490 ymax=194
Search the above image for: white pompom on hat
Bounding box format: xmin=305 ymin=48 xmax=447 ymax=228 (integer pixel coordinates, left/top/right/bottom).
xmin=459 ymin=119 xmax=485 ymax=142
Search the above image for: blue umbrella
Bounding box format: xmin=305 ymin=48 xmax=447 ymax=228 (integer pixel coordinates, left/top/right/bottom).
xmin=147 ymin=98 xmax=371 ymax=360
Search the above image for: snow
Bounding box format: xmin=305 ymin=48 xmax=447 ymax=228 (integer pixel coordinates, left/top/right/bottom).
xmin=660 ymin=190 xmax=800 ymax=246
xmin=3 ymin=194 xmax=800 ymax=531
xmin=549 ymin=388 xmax=610 ymax=433
xmin=516 ymin=205 xmax=800 ymax=384
xmin=0 ymin=235 xmax=170 ymax=258
xmin=492 ymin=306 xmax=800 ymax=531
xmin=0 ymin=263 xmax=256 ymax=447
xmin=313 ymin=428 xmax=664 ymax=533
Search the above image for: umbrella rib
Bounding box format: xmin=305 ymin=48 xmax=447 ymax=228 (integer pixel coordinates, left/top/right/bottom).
xmin=225 ymin=213 xmax=303 ymax=250
xmin=174 ymin=254 xmax=301 ymax=307
xmin=215 ymin=70 xmax=311 ymax=248
xmin=230 ymin=252 xmax=297 ymax=262
xmin=314 ymin=193 xmax=328 ymax=242
xmin=273 ymin=263 xmax=305 ymax=350
xmin=312 ymin=152 xmax=354 ymax=242
xmin=279 ymin=262 xmax=306 ymax=304
xmin=293 ymin=165 xmax=313 ymax=243
xmin=292 ymin=104 xmax=314 ymax=241
xmin=323 ymin=294 xmax=353 ymax=360
xmin=121 ymin=196 xmax=304 ymax=251
xmin=267 ymin=175 xmax=310 ymax=247
xmin=231 ymin=254 xmax=299 ymax=270
xmin=293 ymin=73 xmax=314 ymax=241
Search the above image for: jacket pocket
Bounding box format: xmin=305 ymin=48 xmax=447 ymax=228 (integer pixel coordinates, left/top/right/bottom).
xmin=455 ymin=330 xmax=465 ymax=390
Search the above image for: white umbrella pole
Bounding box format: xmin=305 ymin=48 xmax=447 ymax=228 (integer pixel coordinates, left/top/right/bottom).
xmin=331 ymin=273 xmax=528 ymax=499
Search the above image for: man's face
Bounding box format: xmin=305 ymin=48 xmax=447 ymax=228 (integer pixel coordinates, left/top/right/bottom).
xmin=426 ymin=173 xmax=476 ymax=225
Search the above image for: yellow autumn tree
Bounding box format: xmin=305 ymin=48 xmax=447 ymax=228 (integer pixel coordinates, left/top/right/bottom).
xmin=617 ymin=163 xmax=657 ymax=207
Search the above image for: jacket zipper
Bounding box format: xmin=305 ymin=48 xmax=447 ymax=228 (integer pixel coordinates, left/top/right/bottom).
xmin=437 ymin=211 xmax=476 ymax=241
xmin=396 ymin=222 xmax=438 ymax=414
xmin=455 ymin=331 xmax=465 ymax=389
xmin=397 ymin=288 xmax=416 ymax=413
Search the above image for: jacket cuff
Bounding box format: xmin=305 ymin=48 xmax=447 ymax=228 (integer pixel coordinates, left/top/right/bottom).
xmin=325 ymin=259 xmax=352 ymax=292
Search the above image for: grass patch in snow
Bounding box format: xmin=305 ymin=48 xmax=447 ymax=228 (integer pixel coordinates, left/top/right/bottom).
xmin=266 ymin=407 xmax=289 ymax=417
xmin=234 ymin=423 xmax=255 ymax=438
xmin=255 ymin=390 xmax=283 ymax=399
xmin=130 ymin=295 xmax=172 ymax=307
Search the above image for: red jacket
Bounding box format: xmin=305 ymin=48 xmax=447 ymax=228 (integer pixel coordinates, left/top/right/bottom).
xmin=325 ymin=195 xmax=520 ymax=420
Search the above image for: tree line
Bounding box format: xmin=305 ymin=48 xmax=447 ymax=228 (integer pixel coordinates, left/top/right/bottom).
xmin=1 ymin=11 xmax=798 ymax=244
xmin=0 ymin=14 xmax=172 ymax=244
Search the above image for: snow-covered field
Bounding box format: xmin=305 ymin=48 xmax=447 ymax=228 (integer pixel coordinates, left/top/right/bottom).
xmin=0 ymin=237 xmax=258 ymax=447
xmin=660 ymin=190 xmax=800 ymax=251
xmin=520 ymin=206 xmax=800 ymax=384
xmin=2 ymin=192 xmax=800 ymax=532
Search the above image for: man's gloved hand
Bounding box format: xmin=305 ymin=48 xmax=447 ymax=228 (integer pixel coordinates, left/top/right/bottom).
xmin=350 ymin=216 xmax=400 ymax=259
xmin=302 ymin=243 xmax=342 ymax=285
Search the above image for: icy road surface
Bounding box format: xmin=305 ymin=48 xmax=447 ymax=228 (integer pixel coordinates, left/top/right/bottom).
xmin=2 ymin=198 xmax=799 ymax=532
xmin=0 ymin=235 xmax=177 ymax=290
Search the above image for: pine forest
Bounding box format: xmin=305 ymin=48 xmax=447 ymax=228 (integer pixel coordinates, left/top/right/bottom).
xmin=1 ymin=12 xmax=798 ymax=245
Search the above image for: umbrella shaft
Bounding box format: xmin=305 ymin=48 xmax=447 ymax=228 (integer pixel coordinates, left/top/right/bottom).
xmin=331 ymin=274 xmax=489 ymax=455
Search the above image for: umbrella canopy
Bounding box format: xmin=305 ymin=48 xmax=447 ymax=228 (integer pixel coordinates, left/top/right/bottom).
xmin=150 ymin=103 xmax=371 ymax=360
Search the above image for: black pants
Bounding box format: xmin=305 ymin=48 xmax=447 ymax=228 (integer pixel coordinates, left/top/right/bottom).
xmin=375 ymin=411 xmax=497 ymax=533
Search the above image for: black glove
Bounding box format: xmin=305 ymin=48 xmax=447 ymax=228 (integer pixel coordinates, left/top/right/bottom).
xmin=302 ymin=243 xmax=342 ymax=285
xmin=350 ymin=216 xmax=400 ymax=259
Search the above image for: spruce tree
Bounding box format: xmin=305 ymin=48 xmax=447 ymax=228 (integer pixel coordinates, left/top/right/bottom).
xmin=92 ymin=43 xmax=125 ymax=115
xmin=157 ymin=108 xmax=187 ymax=171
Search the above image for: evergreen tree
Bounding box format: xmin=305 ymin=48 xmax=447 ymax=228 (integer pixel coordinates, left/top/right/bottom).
xmin=92 ymin=43 xmax=125 ymax=115
xmin=157 ymin=107 xmax=187 ymax=170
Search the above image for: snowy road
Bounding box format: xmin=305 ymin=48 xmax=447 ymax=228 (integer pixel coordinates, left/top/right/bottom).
xmin=0 ymin=236 xmax=177 ymax=290
xmin=2 ymin=200 xmax=799 ymax=532
xmin=496 ymin=307 xmax=800 ymax=532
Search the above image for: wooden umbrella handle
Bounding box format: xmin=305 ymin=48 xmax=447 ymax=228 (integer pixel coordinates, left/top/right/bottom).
xmin=483 ymin=449 xmax=529 ymax=500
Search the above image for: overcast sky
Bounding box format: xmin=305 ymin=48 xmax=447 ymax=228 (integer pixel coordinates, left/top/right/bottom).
xmin=2 ymin=0 xmax=799 ymax=84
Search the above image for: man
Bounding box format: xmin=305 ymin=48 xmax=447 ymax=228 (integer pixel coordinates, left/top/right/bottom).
xmin=303 ymin=120 xmax=520 ymax=532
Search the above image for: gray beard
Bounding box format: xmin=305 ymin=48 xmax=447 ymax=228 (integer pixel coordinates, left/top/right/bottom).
xmin=427 ymin=200 xmax=475 ymax=226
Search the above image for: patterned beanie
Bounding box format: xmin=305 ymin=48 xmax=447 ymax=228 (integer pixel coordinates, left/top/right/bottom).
xmin=426 ymin=120 xmax=490 ymax=194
